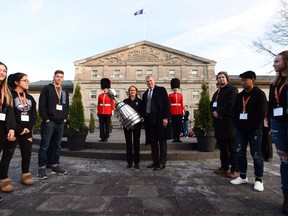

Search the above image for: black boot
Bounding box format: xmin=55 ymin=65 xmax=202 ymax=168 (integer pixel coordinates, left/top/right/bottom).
xmin=282 ymin=189 xmax=288 ymax=215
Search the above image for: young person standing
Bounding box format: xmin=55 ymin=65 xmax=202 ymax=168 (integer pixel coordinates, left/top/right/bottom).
xmin=269 ymin=50 xmax=288 ymax=214
xmin=230 ymin=71 xmax=267 ymax=192
xmin=38 ymin=70 xmax=69 ymax=179
xmin=0 ymin=73 xmax=37 ymax=192
xmin=211 ymin=72 xmax=239 ymax=178
xmin=0 ymin=62 xmax=16 ymax=201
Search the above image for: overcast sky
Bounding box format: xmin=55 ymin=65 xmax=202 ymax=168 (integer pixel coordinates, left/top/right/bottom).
xmin=0 ymin=0 xmax=280 ymax=82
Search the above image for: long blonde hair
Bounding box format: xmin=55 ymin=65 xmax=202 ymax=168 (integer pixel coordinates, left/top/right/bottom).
xmin=273 ymin=50 xmax=288 ymax=85
xmin=0 ymin=62 xmax=13 ymax=107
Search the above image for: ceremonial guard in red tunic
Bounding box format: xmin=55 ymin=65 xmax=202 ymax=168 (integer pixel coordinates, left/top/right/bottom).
xmin=169 ymin=78 xmax=184 ymax=143
xmin=97 ymin=78 xmax=114 ymax=142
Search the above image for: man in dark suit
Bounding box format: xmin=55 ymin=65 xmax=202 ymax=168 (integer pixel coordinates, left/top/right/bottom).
xmin=142 ymin=75 xmax=171 ymax=170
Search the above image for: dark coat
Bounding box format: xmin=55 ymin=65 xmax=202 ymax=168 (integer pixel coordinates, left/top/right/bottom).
xmin=268 ymin=77 xmax=288 ymax=121
xmin=39 ymin=84 xmax=69 ymax=123
xmin=142 ymin=85 xmax=171 ymax=143
xmin=233 ymin=86 xmax=267 ymax=132
xmin=210 ymin=83 xmax=238 ymax=139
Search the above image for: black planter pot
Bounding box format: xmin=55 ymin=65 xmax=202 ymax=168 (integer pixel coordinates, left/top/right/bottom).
xmin=67 ymin=134 xmax=87 ymax=151
xmin=196 ymin=131 xmax=216 ymax=152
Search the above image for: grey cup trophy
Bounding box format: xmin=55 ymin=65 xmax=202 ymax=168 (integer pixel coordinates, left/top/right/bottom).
xmin=107 ymin=89 xmax=142 ymax=130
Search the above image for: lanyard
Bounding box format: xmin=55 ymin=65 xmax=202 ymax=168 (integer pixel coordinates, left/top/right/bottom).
xmin=53 ymin=84 xmax=62 ymax=104
xmin=0 ymin=88 xmax=4 ymax=112
xmin=274 ymin=78 xmax=286 ymax=106
xmin=215 ymin=88 xmax=221 ymax=101
xmin=16 ymin=91 xmax=27 ymax=111
xmin=242 ymin=95 xmax=251 ymax=112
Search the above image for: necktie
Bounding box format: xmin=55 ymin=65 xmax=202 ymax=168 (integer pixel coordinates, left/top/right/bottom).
xmin=146 ymin=89 xmax=152 ymax=113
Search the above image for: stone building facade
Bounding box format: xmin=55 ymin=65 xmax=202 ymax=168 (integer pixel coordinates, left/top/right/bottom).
xmin=29 ymin=41 xmax=275 ymax=129
xmin=73 ymin=40 xmax=218 ymax=127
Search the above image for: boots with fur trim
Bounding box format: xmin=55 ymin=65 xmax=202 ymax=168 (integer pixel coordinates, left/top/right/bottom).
xmin=0 ymin=178 xmax=14 ymax=192
xmin=21 ymin=173 xmax=35 ymax=185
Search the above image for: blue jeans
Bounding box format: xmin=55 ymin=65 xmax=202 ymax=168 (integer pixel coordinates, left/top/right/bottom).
xmin=236 ymin=130 xmax=264 ymax=178
xmin=270 ymin=118 xmax=288 ymax=189
xmin=38 ymin=121 xmax=64 ymax=167
xmin=182 ymin=121 xmax=189 ymax=137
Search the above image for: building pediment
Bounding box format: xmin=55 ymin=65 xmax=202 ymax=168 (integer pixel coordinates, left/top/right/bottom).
xmin=74 ymin=40 xmax=216 ymax=66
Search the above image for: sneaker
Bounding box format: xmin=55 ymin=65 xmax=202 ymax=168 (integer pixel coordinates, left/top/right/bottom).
xmin=215 ymin=167 xmax=229 ymax=174
xmin=51 ymin=166 xmax=67 ymax=175
xmin=46 ymin=164 xmax=52 ymax=169
xmin=38 ymin=169 xmax=47 ymax=180
xmin=230 ymin=176 xmax=248 ymax=185
xmin=254 ymin=181 xmax=264 ymax=192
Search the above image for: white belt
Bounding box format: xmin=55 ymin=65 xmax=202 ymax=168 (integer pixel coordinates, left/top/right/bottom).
xmin=99 ymin=104 xmax=111 ymax=106
xmin=171 ymin=103 xmax=181 ymax=106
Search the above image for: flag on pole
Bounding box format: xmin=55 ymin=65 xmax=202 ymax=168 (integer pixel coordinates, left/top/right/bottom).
xmin=134 ymin=9 xmax=143 ymax=16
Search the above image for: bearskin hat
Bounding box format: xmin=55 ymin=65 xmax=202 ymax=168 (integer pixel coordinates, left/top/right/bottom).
xmin=170 ymin=78 xmax=180 ymax=89
xmin=100 ymin=78 xmax=111 ymax=89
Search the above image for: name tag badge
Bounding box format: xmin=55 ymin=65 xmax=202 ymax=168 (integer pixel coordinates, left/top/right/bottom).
xmin=273 ymin=107 xmax=283 ymax=116
xmin=56 ymin=104 xmax=63 ymax=111
xmin=0 ymin=113 xmax=6 ymax=121
xmin=21 ymin=115 xmax=29 ymax=122
xmin=212 ymin=102 xmax=217 ymax=107
xmin=239 ymin=112 xmax=248 ymax=120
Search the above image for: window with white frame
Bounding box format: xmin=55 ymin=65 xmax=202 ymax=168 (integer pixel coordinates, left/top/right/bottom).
xmin=189 ymin=70 xmax=198 ymax=78
xmin=90 ymin=90 xmax=97 ymax=99
xmin=91 ymin=70 xmax=98 ymax=78
xmin=169 ymin=70 xmax=175 ymax=78
xmin=192 ymin=91 xmax=200 ymax=100
xmin=136 ymin=69 xmax=143 ymax=78
xmin=114 ymin=70 xmax=121 ymax=77
xmin=146 ymin=69 xmax=153 ymax=76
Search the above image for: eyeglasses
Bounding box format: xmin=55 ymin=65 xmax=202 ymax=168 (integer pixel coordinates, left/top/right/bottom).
xmin=20 ymin=80 xmax=30 ymax=83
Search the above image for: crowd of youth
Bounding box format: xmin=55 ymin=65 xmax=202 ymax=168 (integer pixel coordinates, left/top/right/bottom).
xmin=0 ymin=50 xmax=288 ymax=214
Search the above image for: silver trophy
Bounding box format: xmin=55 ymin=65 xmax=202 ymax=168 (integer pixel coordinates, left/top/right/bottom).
xmin=107 ymin=88 xmax=142 ymax=130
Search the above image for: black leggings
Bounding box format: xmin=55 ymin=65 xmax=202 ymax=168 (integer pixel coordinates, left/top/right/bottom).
xmin=0 ymin=134 xmax=33 ymax=179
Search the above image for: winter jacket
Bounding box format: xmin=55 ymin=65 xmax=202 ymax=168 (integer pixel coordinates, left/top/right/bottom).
xmin=233 ymin=86 xmax=267 ymax=132
xmin=39 ymin=84 xmax=69 ymax=123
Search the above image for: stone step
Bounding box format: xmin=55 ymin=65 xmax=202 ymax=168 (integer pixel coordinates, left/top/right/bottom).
xmin=32 ymin=144 xmax=219 ymax=161
xmin=32 ymin=130 xmax=219 ymax=161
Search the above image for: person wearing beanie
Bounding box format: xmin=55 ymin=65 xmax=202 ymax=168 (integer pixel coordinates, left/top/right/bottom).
xmin=211 ymin=71 xmax=239 ymax=179
xmin=97 ymin=78 xmax=114 ymax=142
xmin=268 ymin=50 xmax=288 ymax=214
xmin=0 ymin=72 xmax=37 ymax=193
xmin=231 ymin=70 xmax=267 ymax=192
xmin=169 ymin=78 xmax=184 ymax=143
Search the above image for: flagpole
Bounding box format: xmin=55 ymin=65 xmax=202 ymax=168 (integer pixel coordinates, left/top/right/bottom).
xmin=144 ymin=0 xmax=148 ymax=40
xmin=144 ymin=10 xmax=146 ymax=40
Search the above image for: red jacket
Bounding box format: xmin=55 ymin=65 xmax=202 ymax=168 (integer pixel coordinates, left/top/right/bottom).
xmin=97 ymin=93 xmax=115 ymax=115
xmin=169 ymin=93 xmax=183 ymax=115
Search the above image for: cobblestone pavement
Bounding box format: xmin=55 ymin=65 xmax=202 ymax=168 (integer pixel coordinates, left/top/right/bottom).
xmin=0 ymin=143 xmax=284 ymax=215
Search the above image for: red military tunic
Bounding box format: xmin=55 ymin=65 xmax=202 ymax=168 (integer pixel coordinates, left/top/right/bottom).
xmin=97 ymin=93 xmax=115 ymax=115
xmin=169 ymin=93 xmax=183 ymax=115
